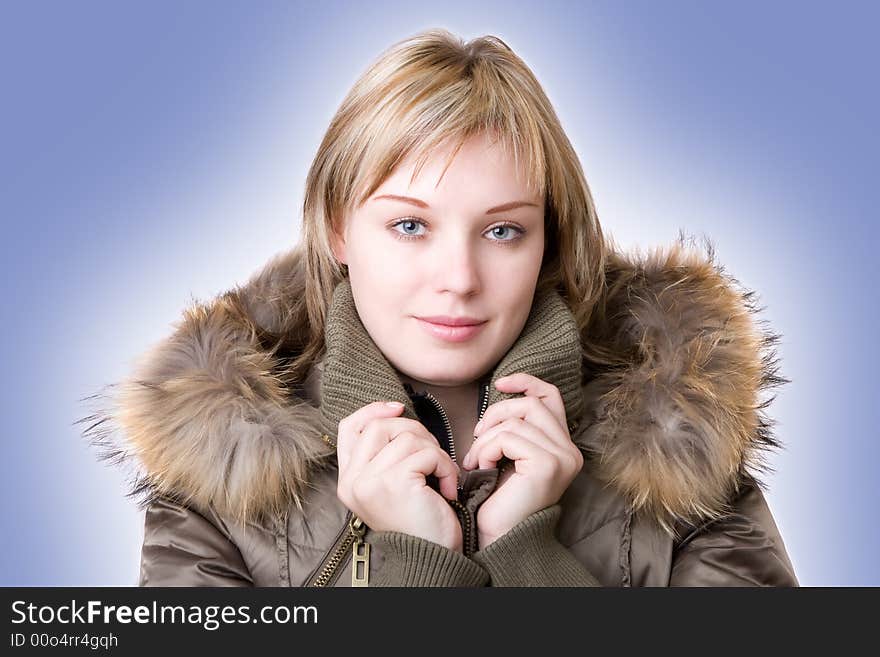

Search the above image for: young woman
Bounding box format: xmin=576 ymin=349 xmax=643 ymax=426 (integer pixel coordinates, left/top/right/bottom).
xmin=83 ymin=29 xmax=798 ymax=586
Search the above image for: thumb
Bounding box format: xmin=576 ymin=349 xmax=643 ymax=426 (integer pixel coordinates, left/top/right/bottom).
xmin=435 ymin=457 xmax=461 ymax=502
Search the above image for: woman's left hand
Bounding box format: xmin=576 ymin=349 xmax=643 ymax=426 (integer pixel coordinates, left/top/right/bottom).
xmin=463 ymin=373 xmax=584 ymax=549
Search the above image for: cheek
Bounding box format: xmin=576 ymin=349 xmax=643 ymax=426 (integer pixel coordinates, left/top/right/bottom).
xmin=352 ymin=287 xmax=411 ymax=350
xmin=484 ymin=250 xmax=542 ymax=294
xmin=487 ymin=287 xmax=533 ymax=336
xmin=347 ymin=238 xmax=406 ymax=281
xmin=488 ymin=269 xmax=539 ymax=332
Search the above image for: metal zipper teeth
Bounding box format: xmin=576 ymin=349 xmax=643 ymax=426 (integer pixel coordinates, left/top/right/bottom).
xmin=422 ymin=382 xmax=490 ymax=558
xmin=309 ymin=381 xmax=491 ymax=584
xmin=422 ymin=390 xmax=458 ymax=470
xmin=423 ymin=380 xmax=490 ymax=471
xmin=447 ymin=497 xmax=477 ymax=557
xmin=310 ymin=510 xmax=356 ymax=587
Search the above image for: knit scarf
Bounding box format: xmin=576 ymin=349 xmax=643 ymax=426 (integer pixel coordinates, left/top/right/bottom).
xmin=318 ymin=279 xmax=585 ymax=441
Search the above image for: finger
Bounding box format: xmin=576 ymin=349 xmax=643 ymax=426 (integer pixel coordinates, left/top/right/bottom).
xmin=348 ymin=417 xmax=435 ymax=474
xmin=464 ymin=417 xmax=565 ymax=469
xmin=336 ymin=401 xmax=405 ymax=470
xmin=493 ymin=372 xmax=566 ymax=429
xmin=392 ymin=447 xmax=461 ymax=501
xmin=362 ymin=429 xmax=445 ymax=474
xmin=474 ymin=396 xmax=567 ymax=449
xmin=469 ymin=431 xmax=546 ymax=471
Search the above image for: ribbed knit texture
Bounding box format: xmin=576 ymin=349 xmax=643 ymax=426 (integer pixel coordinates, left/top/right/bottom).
xmin=319 ymin=278 xmax=585 ymax=441
xmin=318 ymin=278 xmax=594 ymax=587
xmin=472 ymin=505 xmax=602 ymax=587
xmin=369 ymin=532 xmax=490 ymax=587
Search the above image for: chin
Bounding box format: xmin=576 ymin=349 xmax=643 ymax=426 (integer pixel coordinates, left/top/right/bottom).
xmin=414 ymin=364 xmax=483 ymax=386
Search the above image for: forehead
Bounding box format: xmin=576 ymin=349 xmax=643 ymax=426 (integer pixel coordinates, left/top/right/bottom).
xmin=374 ymin=133 xmax=539 ymax=201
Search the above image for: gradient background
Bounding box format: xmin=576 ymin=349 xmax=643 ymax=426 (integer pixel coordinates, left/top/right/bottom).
xmin=2 ymin=1 xmax=877 ymax=586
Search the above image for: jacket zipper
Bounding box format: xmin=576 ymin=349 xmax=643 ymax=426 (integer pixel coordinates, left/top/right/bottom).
xmin=308 ymin=508 xmax=370 ymax=587
xmin=422 ymin=381 xmax=490 ymax=558
xmin=423 ymin=379 xmax=490 ymax=467
xmin=308 ymin=380 xmax=491 ymax=584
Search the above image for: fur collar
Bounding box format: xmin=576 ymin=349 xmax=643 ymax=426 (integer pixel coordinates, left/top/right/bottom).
xmin=78 ymin=236 xmax=787 ymax=534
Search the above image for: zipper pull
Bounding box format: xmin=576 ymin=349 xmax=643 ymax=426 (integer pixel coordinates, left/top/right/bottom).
xmin=350 ymin=515 xmax=370 ymax=587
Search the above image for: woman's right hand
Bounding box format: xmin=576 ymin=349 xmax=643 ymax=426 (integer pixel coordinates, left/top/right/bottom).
xmin=335 ymin=401 xmax=463 ymax=552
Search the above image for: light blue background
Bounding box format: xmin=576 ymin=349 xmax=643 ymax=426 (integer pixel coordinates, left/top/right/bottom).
xmin=2 ymin=1 xmax=876 ymax=586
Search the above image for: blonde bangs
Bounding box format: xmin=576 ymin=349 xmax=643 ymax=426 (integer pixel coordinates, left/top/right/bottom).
xmin=333 ymin=33 xmax=549 ymax=217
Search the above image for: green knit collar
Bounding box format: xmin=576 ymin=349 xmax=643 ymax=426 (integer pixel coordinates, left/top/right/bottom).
xmin=318 ymin=279 xmax=585 ymax=443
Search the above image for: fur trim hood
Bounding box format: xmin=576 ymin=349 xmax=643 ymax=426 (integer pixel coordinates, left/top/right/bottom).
xmin=78 ymin=235 xmax=788 ymax=534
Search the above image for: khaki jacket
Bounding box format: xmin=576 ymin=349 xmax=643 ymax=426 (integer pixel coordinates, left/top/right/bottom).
xmin=81 ymin=240 xmax=798 ymax=586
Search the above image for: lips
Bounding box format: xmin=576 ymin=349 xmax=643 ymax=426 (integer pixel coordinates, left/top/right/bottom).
xmin=416 ymin=316 xmax=487 ymax=327
xmin=415 ymin=317 xmax=487 ymax=343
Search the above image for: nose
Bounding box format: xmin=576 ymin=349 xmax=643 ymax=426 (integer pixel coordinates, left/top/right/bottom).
xmin=432 ymin=234 xmax=481 ymax=296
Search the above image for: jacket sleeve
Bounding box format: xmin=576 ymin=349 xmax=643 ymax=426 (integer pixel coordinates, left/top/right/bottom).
xmin=368 ymin=531 xmax=490 ymax=586
xmin=139 ymin=496 xmax=254 ymax=587
xmin=472 ymin=504 xmax=602 ymax=587
xmin=669 ymin=476 xmax=799 ymax=586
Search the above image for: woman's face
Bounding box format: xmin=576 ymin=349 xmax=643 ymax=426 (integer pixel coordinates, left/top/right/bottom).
xmin=332 ymin=132 xmax=545 ymax=387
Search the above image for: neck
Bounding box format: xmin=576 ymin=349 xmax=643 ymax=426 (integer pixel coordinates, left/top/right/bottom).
xmin=395 ymin=368 xmax=485 ymax=466
xmin=396 ymin=369 xmax=481 ymax=401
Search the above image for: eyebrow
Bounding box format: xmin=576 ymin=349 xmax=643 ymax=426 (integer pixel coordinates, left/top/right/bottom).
xmin=371 ymin=194 xmax=540 ymax=214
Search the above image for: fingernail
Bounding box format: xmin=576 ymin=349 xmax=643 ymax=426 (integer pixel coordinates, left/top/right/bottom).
xmin=474 ymin=419 xmax=484 ymax=433
xmin=385 ymin=402 xmax=403 ymax=408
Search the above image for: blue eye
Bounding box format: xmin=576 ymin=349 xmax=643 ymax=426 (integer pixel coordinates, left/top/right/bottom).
xmin=390 ymin=218 xmax=525 ymax=245
xmin=394 ymin=219 xmax=425 ymax=238
xmin=490 ymin=225 xmax=516 ymax=240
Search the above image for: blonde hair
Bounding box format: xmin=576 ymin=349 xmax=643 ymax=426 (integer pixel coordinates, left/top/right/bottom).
xmin=280 ymin=28 xmax=606 ymax=382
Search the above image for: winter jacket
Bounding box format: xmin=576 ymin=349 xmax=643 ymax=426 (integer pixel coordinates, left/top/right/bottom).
xmin=82 ymin=240 xmax=799 ymax=586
